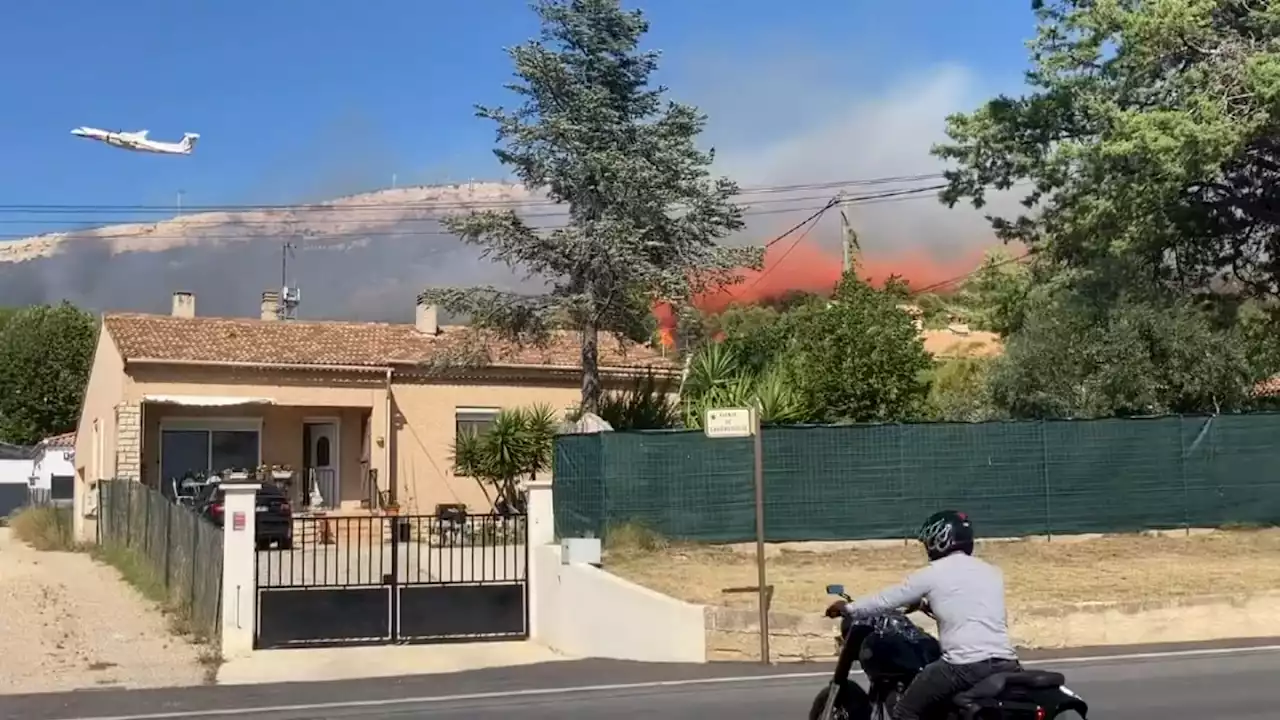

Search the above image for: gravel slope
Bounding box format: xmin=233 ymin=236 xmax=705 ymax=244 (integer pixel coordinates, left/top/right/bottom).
xmin=0 ymin=528 xmax=207 ymax=694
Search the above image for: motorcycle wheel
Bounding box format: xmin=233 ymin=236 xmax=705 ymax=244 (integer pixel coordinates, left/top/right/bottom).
xmin=809 ymin=683 xmax=873 ymax=720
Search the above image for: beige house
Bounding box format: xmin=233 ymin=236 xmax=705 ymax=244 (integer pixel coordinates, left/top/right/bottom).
xmin=71 ymin=291 xmax=678 ymax=540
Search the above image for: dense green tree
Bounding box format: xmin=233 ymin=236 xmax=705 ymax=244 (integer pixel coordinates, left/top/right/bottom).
xmin=950 ymin=249 xmax=1035 ymax=335
xmin=780 ymin=274 xmax=934 ymax=422
xmin=987 ymin=294 xmax=1254 ymax=418
xmin=421 ymin=0 xmax=760 ymax=413
xmin=0 ymin=302 xmax=97 ymax=445
xmin=927 ymin=356 xmax=1000 ymax=422
xmin=936 ymin=0 xmax=1280 ymax=301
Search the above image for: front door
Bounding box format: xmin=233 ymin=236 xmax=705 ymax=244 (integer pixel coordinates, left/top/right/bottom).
xmin=304 ymin=422 xmax=339 ymax=509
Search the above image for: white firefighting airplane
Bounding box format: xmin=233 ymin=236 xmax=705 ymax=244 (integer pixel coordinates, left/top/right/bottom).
xmin=70 ymin=126 xmax=200 ymax=155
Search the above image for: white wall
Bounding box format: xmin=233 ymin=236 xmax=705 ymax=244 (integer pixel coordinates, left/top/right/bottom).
xmin=0 ymin=458 xmax=33 ymax=485
xmin=31 ymin=447 xmax=74 ymax=492
xmin=531 ymin=544 xmax=707 ymax=663
xmin=524 ymin=480 xmax=707 ymax=663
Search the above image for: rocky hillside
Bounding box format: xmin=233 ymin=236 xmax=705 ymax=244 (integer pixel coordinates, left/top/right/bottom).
xmin=0 ymin=183 xmax=555 ymax=321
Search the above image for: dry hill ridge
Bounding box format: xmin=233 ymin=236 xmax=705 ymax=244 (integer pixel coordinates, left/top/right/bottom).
xmin=0 ymin=182 xmax=568 ymax=319
xmin=0 ymin=182 xmax=538 ymax=264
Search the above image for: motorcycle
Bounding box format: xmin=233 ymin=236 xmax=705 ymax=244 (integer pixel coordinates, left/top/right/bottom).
xmin=810 ymin=584 xmax=1088 ymax=720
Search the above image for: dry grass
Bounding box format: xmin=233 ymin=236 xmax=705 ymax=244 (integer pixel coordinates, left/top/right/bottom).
xmin=606 ymin=529 xmax=1280 ymax=615
xmin=6 ymin=506 xmax=77 ymax=551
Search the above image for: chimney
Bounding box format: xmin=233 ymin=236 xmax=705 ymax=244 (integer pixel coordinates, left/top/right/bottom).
xmin=415 ymin=299 xmax=439 ymax=335
xmin=260 ymin=290 xmax=281 ymax=321
xmin=171 ymin=291 xmax=195 ymax=318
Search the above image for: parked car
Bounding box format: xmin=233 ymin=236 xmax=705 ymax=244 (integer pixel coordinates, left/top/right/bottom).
xmin=199 ymin=482 xmax=294 ymax=550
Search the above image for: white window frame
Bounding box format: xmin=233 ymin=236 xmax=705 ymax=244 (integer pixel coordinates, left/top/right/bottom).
xmin=454 ymin=407 xmax=501 ymax=440
xmin=158 ymin=417 xmax=264 ymax=480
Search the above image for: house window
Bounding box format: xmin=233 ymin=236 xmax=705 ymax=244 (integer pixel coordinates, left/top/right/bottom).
xmin=159 ymin=419 xmax=261 ymax=489
xmin=51 ymin=475 xmax=74 ymax=501
xmin=455 ymin=408 xmax=500 ymax=440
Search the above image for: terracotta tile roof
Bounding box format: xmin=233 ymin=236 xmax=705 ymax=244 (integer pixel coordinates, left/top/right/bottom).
xmin=102 ymin=313 xmax=679 ymax=372
xmin=921 ymin=326 xmax=1004 ymax=359
xmin=1252 ymin=375 xmax=1280 ymax=398
xmin=38 ymin=431 xmax=76 ymax=448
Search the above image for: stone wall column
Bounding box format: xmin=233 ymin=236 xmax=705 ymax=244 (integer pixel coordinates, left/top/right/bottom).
xmin=114 ymin=403 xmax=141 ymax=482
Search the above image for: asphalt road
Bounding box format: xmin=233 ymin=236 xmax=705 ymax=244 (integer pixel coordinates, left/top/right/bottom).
xmin=4 ymin=645 xmax=1279 ymax=720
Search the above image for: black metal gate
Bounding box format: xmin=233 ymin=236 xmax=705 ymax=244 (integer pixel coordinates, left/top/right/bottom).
xmin=255 ymin=513 xmax=528 ymax=649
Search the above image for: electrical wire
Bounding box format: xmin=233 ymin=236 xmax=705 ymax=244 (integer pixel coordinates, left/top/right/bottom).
xmin=0 ymin=173 xmax=946 ymax=215
xmin=733 ymin=197 xmax=841 ymax=293
xmin=0 ymin=184 xmax=946 ymax=242
xmin=909 ymin=250 xmax=1033 ymax=295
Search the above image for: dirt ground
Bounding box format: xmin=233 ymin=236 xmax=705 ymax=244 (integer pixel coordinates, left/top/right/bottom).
xmin=605 ymin=529 xmax=1280 ymax=615
xmin=0 ymin=528 xmax=208 ymax=694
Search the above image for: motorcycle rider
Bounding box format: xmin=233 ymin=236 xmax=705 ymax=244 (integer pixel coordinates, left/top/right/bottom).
xmin=825 ymin=510 xmax=1021 ymax=720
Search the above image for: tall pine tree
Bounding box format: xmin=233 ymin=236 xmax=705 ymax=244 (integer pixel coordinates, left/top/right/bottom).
xmin=421 ymin=0 xmax=761 ymax=412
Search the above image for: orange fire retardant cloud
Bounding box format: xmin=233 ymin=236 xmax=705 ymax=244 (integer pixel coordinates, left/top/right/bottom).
xmin=651 ymin=239 xmax=992 ymax=347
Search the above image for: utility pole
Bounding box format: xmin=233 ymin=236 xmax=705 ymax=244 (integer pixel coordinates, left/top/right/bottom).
xmin=837 ymin=191 xmax=860 ymax=274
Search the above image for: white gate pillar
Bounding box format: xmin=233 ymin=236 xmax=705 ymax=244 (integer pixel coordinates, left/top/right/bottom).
xmin=219 ymin=482 xmax=260 ymax=658
xmin=525 ymin=479 xmax=554 ymax=641
xmin=526 ymin=479 xmax=555 ymax=546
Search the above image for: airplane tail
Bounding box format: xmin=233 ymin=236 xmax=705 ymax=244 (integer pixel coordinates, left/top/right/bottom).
xmin=180 ymin=132 xmax=200 ymax=153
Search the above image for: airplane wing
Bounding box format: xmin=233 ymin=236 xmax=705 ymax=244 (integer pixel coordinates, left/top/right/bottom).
xmin=123 ymin=129 xmax=149 ymax=139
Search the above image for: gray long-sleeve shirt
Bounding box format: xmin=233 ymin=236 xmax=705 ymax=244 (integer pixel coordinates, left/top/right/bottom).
xmin=841 ymin=552 xmax=1018 ymax=665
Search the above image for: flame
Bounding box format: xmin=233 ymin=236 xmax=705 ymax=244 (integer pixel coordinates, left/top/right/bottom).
xmin=653 ymin=238 xmax=995 ymax=348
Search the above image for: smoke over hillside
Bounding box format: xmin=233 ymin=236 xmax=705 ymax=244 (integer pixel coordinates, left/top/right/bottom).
xmin=0 ymin=180 xmax=1003 ymax=322
xmin=0 ymin=66 xmax=1021 ymax=320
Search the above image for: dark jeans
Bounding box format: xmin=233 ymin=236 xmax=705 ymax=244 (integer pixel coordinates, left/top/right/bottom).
xmin=891 ymin=657 xmax=1021 ymax=720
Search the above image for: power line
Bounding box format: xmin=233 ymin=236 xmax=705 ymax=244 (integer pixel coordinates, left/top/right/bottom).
xmin=0 ymin=184 xmax=946 ymax=242
xmin=909 ymin=250 xmax=1033 ymax=295
xmin=0 ymin=186 xmax=930 ymax=227
xmin=0 ymin=173 xmax=946 ymax=215
xmin=734 ymin=197 xmax=841 ymax=293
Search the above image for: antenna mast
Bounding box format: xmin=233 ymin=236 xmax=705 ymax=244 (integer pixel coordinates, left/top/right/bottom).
xmin=280 ymin=240 xmax=301 ymax=320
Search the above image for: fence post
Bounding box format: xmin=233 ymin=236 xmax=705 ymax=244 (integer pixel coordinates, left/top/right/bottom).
xmin=124 ymin=484 xmax=132 ymax=549
xmin=144 ymin=489 xmax=153 ymax=556
xmin=162 ymin=505 xmax=173 ymax=591
xmin=1040 ymin=420 xmax=1052 ymax=541
xmin=190 ymin=512 xmax=199 ymax=608
xmin=219 ymin=482 xmax=260 ymax=659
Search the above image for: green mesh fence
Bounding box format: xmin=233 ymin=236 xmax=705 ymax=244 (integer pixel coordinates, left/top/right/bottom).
xmin=552 ymin=414 xmax=1280 ymax=543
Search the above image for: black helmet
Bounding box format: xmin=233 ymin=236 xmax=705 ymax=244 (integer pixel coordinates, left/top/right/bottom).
xmin=917 ymin=510 xmax=974 ymax=561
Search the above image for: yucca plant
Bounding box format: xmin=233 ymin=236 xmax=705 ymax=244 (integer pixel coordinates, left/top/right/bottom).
xmin=680 ymin=342 xmax=812 ymax=428
xmin=570 ymin=371 xmax=681 ymax=430
xmin=451 ymin=403 xmax=558 ymax=514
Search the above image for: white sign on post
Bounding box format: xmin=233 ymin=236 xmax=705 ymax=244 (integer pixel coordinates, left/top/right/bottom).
xmin=704 ymin=407 xmax=755 ymax=438
xmin=703 ymin=404 xmax=770 ymax=664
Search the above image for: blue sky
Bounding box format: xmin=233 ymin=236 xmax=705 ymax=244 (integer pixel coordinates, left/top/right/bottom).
xmin=0 ymin=1 xmax=1037 ymax=240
